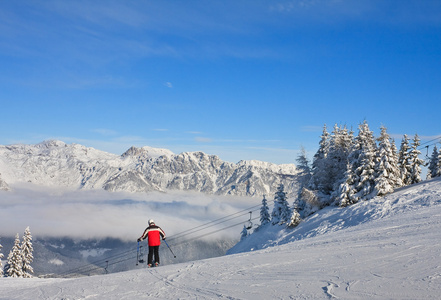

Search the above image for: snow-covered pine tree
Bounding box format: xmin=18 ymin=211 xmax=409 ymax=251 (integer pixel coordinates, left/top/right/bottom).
xmin=271 ymin=184 xmax=291 ymax=225
xmin=336 ymin=161 xmax=357 ymax=207
xmin=240 ymin=225 xmax=248 ymax=241
xmin=5 ymin=234 xmax=23 ymax=278
xmin=0 ymin=241 xmax=4 ymax=277
xmin=398 ymin=134 xmax=412 ymax=186
xmin=320 ymin=125 xmax=347 ymax=195
xmin=308 ymin=125 xmax=330 ymax=191
xmin=21 ymin=226 xmax=34 ymax=278
xmin=296 ymin=146 xmax=311 ymax=185
xmin=374 ymin=126 xmax=399 ymax=197
xmin=390 ymin=139 xmax=403 ymax=188
xmin=351 ymin=121 xmax=377 ymax=201
xmin=437 ymin=147 xmax=441 ymax=177
xmin=408 ymin=134 xmax=424 ymax=184
xmin=287 ymin=209 xmax=301 ymax=228
xmin=259 ymin=195 xmax=270 ymax=226
xmin=427 ymin=146 xmax=439 ymax=179
xmin=312 ymin=125 xmax=354 ymax=206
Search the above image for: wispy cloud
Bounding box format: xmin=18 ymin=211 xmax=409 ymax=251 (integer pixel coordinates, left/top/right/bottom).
xmin=195 ymin=137 xmax=213 ymax=143
xmin=164 ymin=82 xmax=173 ymax=88
xmin=91 ymin=128 xmax=118 ymax=136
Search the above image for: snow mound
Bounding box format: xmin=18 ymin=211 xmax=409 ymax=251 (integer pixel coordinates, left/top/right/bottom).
xmin=228 ymin=176 xmax=441 ymax=254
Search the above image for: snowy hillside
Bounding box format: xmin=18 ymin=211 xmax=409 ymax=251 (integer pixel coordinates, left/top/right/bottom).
xmin=0 ymin=140 xmax=299 ymax=196
xmin=2 ymin=177 xmax=441 ymax=299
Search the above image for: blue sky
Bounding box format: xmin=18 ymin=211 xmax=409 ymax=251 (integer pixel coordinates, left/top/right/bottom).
xmin=1 ymin=0 xmax=440 ymax=164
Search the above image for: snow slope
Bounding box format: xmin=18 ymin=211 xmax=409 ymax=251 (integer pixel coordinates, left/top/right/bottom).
xmin=1 ymin=178 xmax=441 ymax=299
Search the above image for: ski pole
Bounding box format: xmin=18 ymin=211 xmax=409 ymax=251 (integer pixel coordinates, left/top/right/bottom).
xmin=136 ymin=241 xmax=140 ymax=266
xmin=163 ymin=239 xmax=176 ymax=258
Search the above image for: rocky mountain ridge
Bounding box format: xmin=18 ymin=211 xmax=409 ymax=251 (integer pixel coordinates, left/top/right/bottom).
xmin=0 ymin=140 xmax=299 ymax=197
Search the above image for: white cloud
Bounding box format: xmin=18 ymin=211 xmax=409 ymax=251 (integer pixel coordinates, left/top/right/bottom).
xmin=164 ymin=82 xmax=173 ymax=88
xmin=301 ymin=125 xmax=323 ymax=132
xmin=195 ymin=137 xmax=213 ymax=143
xmin=49 ymin=259 xmax=64 ymax=266
xmin=91 ymin=128 xmax=118 ymax=136
xmin=0 ymin=185 xmax=255 ymax=242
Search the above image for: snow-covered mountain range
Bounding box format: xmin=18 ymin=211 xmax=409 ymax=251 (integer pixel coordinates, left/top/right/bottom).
xmin=0 ymin=140 xmax=299 ymax=196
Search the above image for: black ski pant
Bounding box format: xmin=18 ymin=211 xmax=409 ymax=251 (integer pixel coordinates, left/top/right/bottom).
xmin=148 ymin=246 xmax=160 ymax=265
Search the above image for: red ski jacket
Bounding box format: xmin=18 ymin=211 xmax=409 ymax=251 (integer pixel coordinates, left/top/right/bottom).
xmin=139 ymin=225 xmax=166 ymax=246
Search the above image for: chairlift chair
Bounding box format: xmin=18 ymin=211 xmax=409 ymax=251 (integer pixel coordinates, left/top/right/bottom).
xmin=245 ymin=211 xmax=253 ymax=230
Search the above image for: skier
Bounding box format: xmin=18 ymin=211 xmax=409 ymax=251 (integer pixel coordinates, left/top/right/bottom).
xmin=138 ymin=219 xmax=166 ymax=267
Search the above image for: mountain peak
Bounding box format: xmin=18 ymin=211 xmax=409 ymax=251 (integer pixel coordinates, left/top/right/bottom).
xmin=121 ymin=146 xmax=174 ymax=158
xmin=37 ymin=139 xmax=67 ymax=148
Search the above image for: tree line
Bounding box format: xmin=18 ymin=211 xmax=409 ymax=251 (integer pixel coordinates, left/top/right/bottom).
xmin=0 ymin=226 xmax=34 ymax=278
xmin=251 ymin=121 xmax=440 ymax=235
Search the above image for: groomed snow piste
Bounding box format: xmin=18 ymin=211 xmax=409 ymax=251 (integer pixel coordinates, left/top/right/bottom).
xmin=1 ymin=178 xmax=441 ymax=299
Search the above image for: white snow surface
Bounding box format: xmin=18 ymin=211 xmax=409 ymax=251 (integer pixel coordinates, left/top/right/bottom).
xmin=2 ymin=178 xmax=441 ymax=299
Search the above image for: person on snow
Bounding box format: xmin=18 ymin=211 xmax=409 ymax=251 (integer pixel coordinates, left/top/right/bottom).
xmin=138 ymin=219 xmax=166 ymax=267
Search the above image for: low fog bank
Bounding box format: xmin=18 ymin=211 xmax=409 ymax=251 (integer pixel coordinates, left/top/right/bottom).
xmin=0 ymin=183 xmax=258 ymax=241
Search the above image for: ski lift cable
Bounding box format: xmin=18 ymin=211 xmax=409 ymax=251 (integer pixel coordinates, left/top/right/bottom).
xmin=67 ymin=255 xmax=138 ymax=277
xmin=419 ymin=136 xmax=441 ymax=148
xmin=170 ymin=217 xmax=262 ymax=248
xmin=166 ymin=208 xmax=261 ymax=243
xmin=166 ymin=203 xmax=262 ymax=242
xmin=61 ymin=202 xmax=271 ymax=277
xmin=59 ymin=247 xmax=138 ymax=276
xmin=169 ymin=215 xmax=262 ymax=247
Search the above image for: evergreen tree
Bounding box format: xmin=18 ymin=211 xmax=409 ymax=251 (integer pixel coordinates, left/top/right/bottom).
xmin=427 ymin=146 xmax=439 ymax=179
xmin=336 ymin=161 xmax=357 ymax=207
xmin=21 ymin=226 xmax=34 ymax=278
xmin=287 ymin=209 xmax=302 ymax=228
xmin=398 ymin=134 xmax=412 ymax=186
xmin=240 ymin=225 xmax=248 ymax=241
xmin=271 ymin=184 xmax=291 ymax=225
xmin=0 ymin=241 xmax=4 ymax=277
xmin=374 ymin=126 xmax=399 ymax=197
xmin=351 ymin=121 xmax=377 ymax=201
xmin=296 ymin=146 xmax=311 ymax=174
xmin=437 ymin=148 xmax=441 ymax=177
xmin=309 ymin=125 xmax=330 ymax=191
xmin=324 ymin=124 xmax=354 ymax=197
xmin=296 ymin=146 xmax=311 ymax=188
xmin=259 ymin=195 xmax=271 ymax=226
xmin=408 ymin=134 xmax=424 ymax=184
xmin=5 ymin=234 xmax=23 ymax=278
xmin=390 ymin=139 xmax=403 ymax=188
